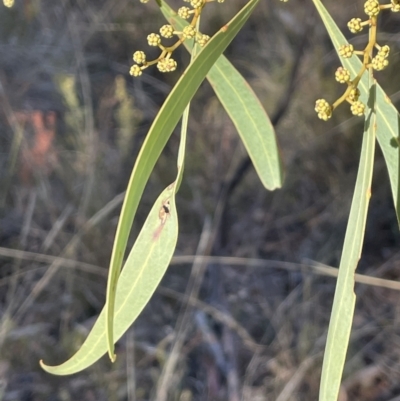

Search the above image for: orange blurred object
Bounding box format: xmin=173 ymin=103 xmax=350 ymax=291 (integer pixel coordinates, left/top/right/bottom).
xmin=17 ymin=110 xmax=58 ymax=184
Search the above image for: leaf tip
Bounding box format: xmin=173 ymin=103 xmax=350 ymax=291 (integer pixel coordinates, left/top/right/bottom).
xmin=39 ymin=359 xmax=51 ymax=373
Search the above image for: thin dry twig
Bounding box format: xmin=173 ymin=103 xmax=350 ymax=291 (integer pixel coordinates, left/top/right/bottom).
xmin=10 ymin=191 xmax=125 ymax=322
xmin=171 ymin=255 xmax=400 ymax=291
xmin=153 ymin=217 xmax=213 ymax=401
xmin=126 ymin=328 xmax=136 ymax=401
xmin=275 ymin=356 xmax=316 ymax=401
xmin=158 ymin=286 xmax=261 ymax=353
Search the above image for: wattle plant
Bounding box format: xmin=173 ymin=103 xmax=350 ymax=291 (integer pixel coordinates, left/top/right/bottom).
xmin=3 ymin=0 xmax=399 ymax=400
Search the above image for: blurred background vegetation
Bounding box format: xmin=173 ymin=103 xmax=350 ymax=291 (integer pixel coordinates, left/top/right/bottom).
xmin=0 ymin=0 xmax=400 ymax=400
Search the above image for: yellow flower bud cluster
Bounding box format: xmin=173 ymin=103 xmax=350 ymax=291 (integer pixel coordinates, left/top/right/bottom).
xmin=364 ymin=0 xmax=380 ymax=16
xmin=315 ymin=99 xmax=332 ymax=121
xmin=350 ymin=101 xmax=366 ymax=116
xmin=335 ymin=67 xmax=351 ymax=84
xmin=392 ymin=0 xmax=400 ymax=11
xmin=3 ymin=0 xmax=14 ymax=7
xmin=129 ymin=0 xmax=219 ymax=78
xmin=371 ymin=45 xmax=390 ymax=70
xmin=338 ymin=44 xmax=354 ymax=59
xmin=196 ymin=33 xmax=210 ymax=47
xmin=347 ymin=18 xmax=368 ymax=33
xmin=315 ymin=0 xmax=396 ymax=121
xmin=157 ymin=58 xmax=178 ymax=73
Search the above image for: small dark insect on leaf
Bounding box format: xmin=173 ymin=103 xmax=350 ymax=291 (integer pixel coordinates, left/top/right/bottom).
xmin=153 ymin=199 xmax=171 ymax=241
xmin=159 ymin=199 xmax=171 ymax=225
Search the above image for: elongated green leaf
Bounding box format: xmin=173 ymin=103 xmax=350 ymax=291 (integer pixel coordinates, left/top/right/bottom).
xmin=40 ymin=183 xmax=178 ymax=375
xmin=206 ymin=60 xmax=284 ymax=189
xmin=103 ymin=0 xmax=262 ymax=361
xmin=311 ymin=0 xmax=400 ymax=225
xmin=319 ymin=84 xmax=376 ymax=401
xmin=41 ymin=73 xmax=192 ymax=376
xmin=41 ymin=0 xmax=261 ymax=374
xmin=316 ymin=19 xmax=377 ymax=400
xmin=161 ymin=2 xmax=283 ymax=190
xmin=103 ymin=0 xmax=261 ymax=361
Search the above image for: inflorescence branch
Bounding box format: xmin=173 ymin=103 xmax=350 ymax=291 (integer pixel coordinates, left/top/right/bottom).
xmin=315 ymin=0 xmax=399 ymax=121
xmin=130 ymin=0 xmax=224 ymax=77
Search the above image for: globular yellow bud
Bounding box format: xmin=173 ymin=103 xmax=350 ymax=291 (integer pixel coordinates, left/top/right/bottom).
xmin=338 ymin=44 xmax=354 ymax=58
xmin=372 ymin=55 xmax=389 ymax=71
xmin=392 ymin=2 xmax=400 ymax=12
xmin=195 ymin=33 xmax=210 ymax=47
xmin=378 ymin=45 xmax=390 ymax=58
xmin=147 ymin=33 xmax=161 ymax=47
xmin=364 ymin=0 xmax=380 ymax=17
xmin=348 ymin=18 xmax=364 ymax=34
xmin=315 ymin=99 xmax=332 ymax=121
xmin=157 ymin=58 xmax=178 ymax=73
xmin=347 ymin=87 xmax=360 ymax=102
xmin=183 ymin=25 xmax=196 ymax=39
xmin=130 ymin=65 xmax=143 ymax=77
xmin=178 ymin=6 xmax=191 ymax=19
xmin=370 ymin=45 xmax=390 ymax=70
xmin=190 ymin=0 xmax=203 ymax=8
xmin=133 ymin=51 xmax=146 ymax=64
xmin=335 ymin=67 xmax=351 ymax=84
xmin=350 ymin=101 xmax=365 ymax=116
xmin=3 ymin=0 xmax=14 ymax=7
xmin=160 ymin=25 xmax=174 ymax=38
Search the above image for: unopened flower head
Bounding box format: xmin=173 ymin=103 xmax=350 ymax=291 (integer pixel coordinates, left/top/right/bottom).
xmin=190 ymin=0 xmax=204 ymax=8
xmin=378 ymin=45 xmax=390 ymax=58
xmin=196 ymin=33 xmax=210 ymax=47
xmin=133 ymin=51 xmax=146 ymax=64
xmin=347 ymin=88 xmax=360 ymax=102
xmin=157 ymin=58 xmax=178 ymax=73
xmin=130 ymin=65 xmax=143 ymax=77
xmin=178 ymin=6 xmax=191 ymax=19
xmin=183 ymin=25 xmax=196 ymax=39
xmin=338 ymin=44 xmax=354 ymax=58
xmin=348 ymin=18 xmax=364 ymax=34
xmin=369 ymin=45 xmax=390 ymax=71
xmin=315 ymin=99 xmax=332 ymax=121
xmin=390 ymin=0 xmax=400 ymax=9
xmin=392 ymin=2 xmax=400 ymax=12
xmin=160 ymin=25 xmax=175 ymax=38
xmin=350 ymin=101 xmax=365 ymax=116
xmin=3 ymin=0 xmax=14 ymax=7
xmin=364 ymin=0 xmax=380 ymax=17
xmin=335 ymin=67 xmax=351 ymax=84
xmin=372 ymin=55 xmax=389 ymax=70
xmin=147 ymin=33 xmax=161 ymax=47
